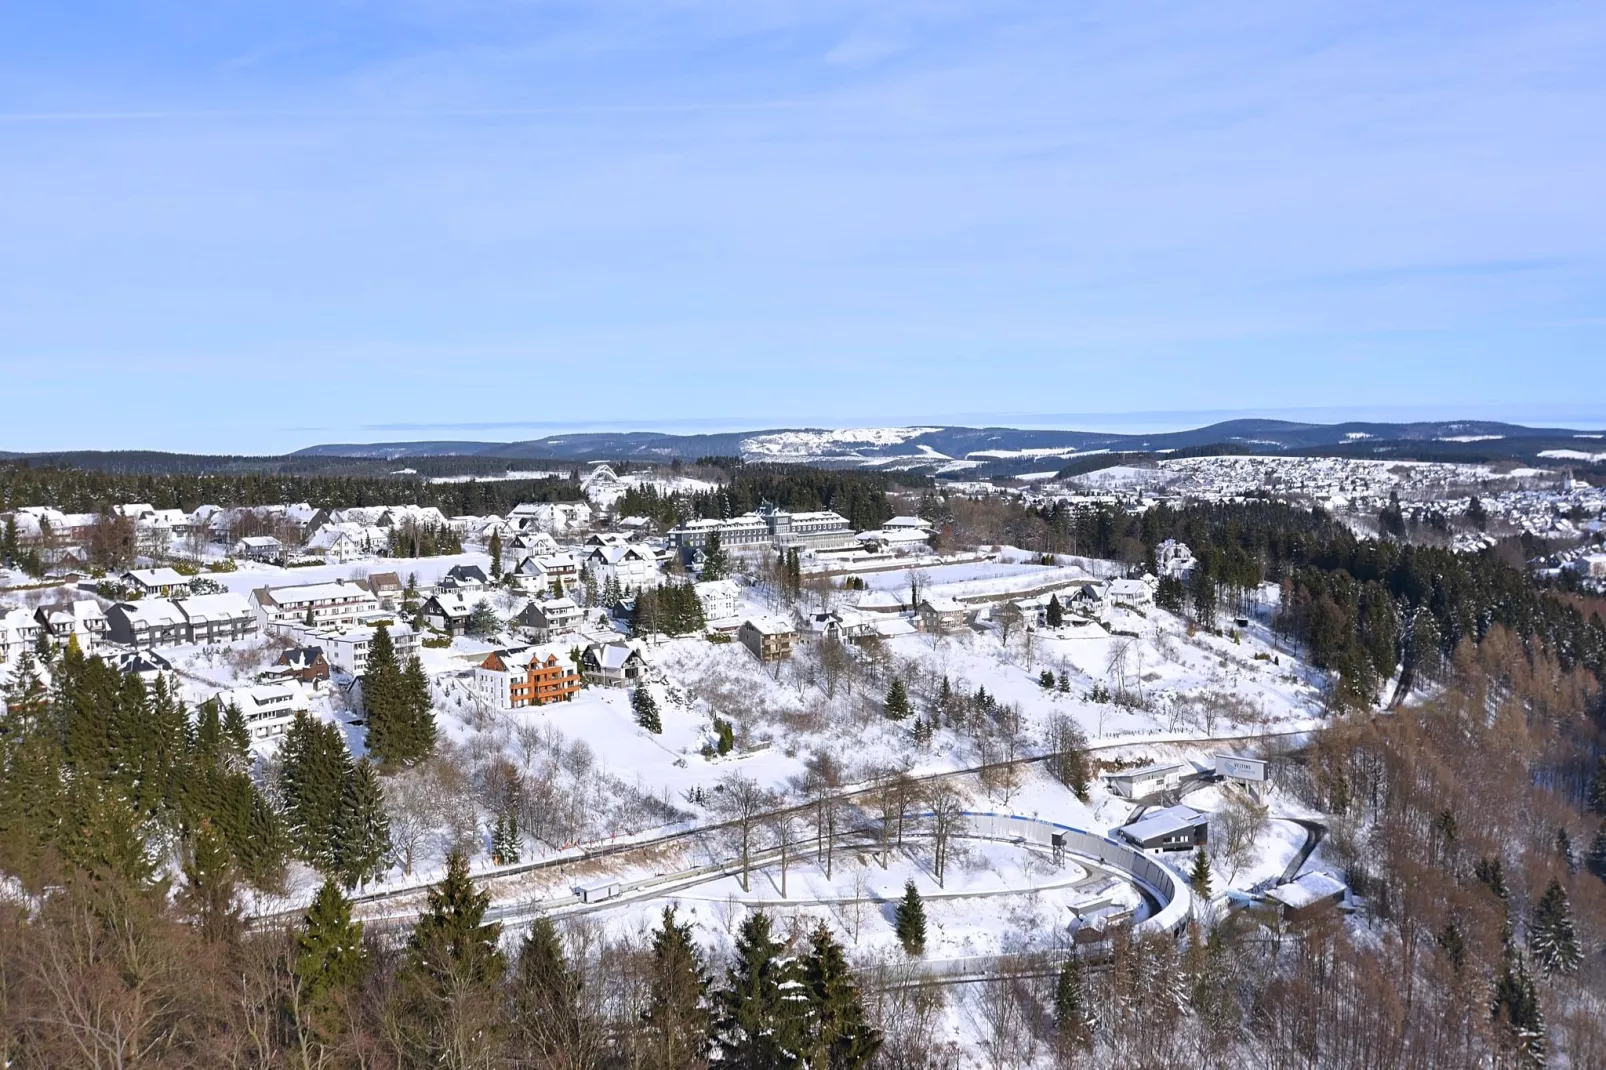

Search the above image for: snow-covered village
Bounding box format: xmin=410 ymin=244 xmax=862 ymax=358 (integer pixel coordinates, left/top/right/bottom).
xmin=4 ymin=434 xmax=1606 ymax=1066
xmin=7 ymin=2 xmax=1606 ymax=1064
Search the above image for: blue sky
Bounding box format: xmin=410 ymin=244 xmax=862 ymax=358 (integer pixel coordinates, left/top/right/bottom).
xmin=2 ymin=1 xmax=1604 ymax=453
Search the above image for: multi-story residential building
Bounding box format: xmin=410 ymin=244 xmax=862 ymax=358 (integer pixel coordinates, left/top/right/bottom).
xmin=694 ymin=579 xmax=740 ymax=623
xmin=738 ymin=616 xmax=796 ymax=662
xmin=33 ymin=600 xmax=108 ymax=651
xmin=472 ymin=647 xmax=583 ymax=709
xmin=509 ymin=552 xmax=581 ymax=595
xmin=0 ymin=606 xmax=43 ymax=661
xmin=105 ymin=600 xmax=188 ymax=647
xmin=917 ymin=597 xmax=969 ymax=634
xmin=250 ymin=580 xmax=380 ymax=630
xmin=579 ymin=641 xmax=649 ymax=687
xmin=508 ymin=501 xmax=593 ymax=533
xmin=586 ymin=544 xmax=660 ymax=591
xmin=518 ymin=597 xmax=584 ymax=641
xmin=312 ymin=622 xmax=420 ymax=676
xmin=420 ymin=590 xmax=476 ymax=635
xmin=175 ymin=592 xmax=259 ymax=644
xmin=214 ymin=681 xmax=311 ymax=740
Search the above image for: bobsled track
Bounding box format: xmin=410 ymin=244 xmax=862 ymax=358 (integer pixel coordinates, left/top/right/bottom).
xmin=312 ymin=810 xmax=1194 ymax=984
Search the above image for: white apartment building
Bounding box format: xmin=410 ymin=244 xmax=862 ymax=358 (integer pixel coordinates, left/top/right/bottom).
xmin=250 ymin=580 xmax=380 ymax=630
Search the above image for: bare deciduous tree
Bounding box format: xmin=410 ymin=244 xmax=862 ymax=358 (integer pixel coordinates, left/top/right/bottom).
xmin=714 ymin=773 xmax=771 ymax=892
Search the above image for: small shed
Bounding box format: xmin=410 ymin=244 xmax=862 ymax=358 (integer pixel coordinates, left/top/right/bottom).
xmin=577 ymin=878 xmax=623 ymax=904
xmin=1104 ymin=761 xmax=1188 ymax=800
xmin=1264 ymin=871 xmax=1347 ymax=923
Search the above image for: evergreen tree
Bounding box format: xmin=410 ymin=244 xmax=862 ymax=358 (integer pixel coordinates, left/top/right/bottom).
xmin=1054 ymin=954 xmax=1094 ymax=1052
xmin=701 ymin=528 xmax=729 ymax=581
xmin=1039 ymin=670 xmax=1055 ymax=689
xmin=488 ymin=528 xmax=503 ymax=579
xmin=511 ymin=915 xmax=584 ymax=1061
xmin=362 ymin=622 xmax=403 ymax=762
xmin=335 ymin=758 xmax=391 ymax=889
xmin=633 ymin=686 xmax=663 ymax=733
xmin=1556 ymin=827 xmax=1577 ymax=874
xmin=468 ymin=599 xmax=501 ymax=638
xmin=220 ymin=701 xmax=251 ymax=766
xmin=295 ymin=878 xmax=368 ymax=1034
xmin=1529 ymin=878 xmax=1582 ymax=975
xmin=401 ymin=655 xmax=437 ymax=762
xmin=884 ymin=677 xmax=912 ymax=721
xmin=803 ymin=922 xmax=880 ymax=1069
xmin=1189 ymin=847 xmax=1213 ymax=900
xmin=0 ymin=648 xmax=60 ymax=873
xmin=279 ymin=711 xmax=354 ymax=872
xmin=1045 ymin=593 xmax=1064 ymax=627
xmin=644 ymin=906 xmax=710 ymax=1070
xmin=1588 ymin=756 xmax=1606 ymax=816
xmin=491 ymin=811 xmax=522 ymax=865
xmin=182 ymin=823 xmax=242 ymax=945
xmin=894 ymin=880 xmax=927 ymax=956
xmin=1588 ymin=825 xmax=1606 ymax=882
xmin=712 ymin=910 xmax=808 ymax=1070
xmin=402 ymin=850 xmax=508 ymax=1059
xmin=1492 ymin=956 xmax=1544 ymax=1064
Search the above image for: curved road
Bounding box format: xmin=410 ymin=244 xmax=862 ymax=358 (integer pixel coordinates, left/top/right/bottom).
xmin=249 ymin=727 xmax=1311 ymax=925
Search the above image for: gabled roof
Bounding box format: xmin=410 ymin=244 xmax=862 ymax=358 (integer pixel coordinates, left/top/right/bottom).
xmin=174 ymin=592 xmax=254 ymax=624
xmin=112 ymin=600 xmax=186 ymax=627
xmin=741 ymin=615 xmax=795 ymax=636
xmin=123 ymin=567 xmax=188 ymax=588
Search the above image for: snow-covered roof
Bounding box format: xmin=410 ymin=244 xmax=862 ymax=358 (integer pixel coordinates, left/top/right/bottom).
xmin=742 ymin=615 xmax=795 ymax=636
xmin=884 ymin=515 xmax=933 ymax=529
xmin=175 ymin=592 xmax=254 ymax=623
xmin=216 ymin=681 xmax=308 ymax=715
xmin=1265 ymin=872 xmax=1347 ymax=910
xmin=1119 ymin=805 xmax=1206 ymax=843
xmin=921 ymin=596 xmax=967 ymax=613
xmin=1108 ymin=760 xmax=1188 ymax=781
xmin=426 ymin=590 xmax=476 ymax=616
xmin=587 ymin=641 xmax=642 ymax=671
xmin=255 ymin=581 xmax=375 ymax=605
xmin=124 ymin=567 xmax=188 ymax=588
xmin=114 ymin=600 xmax=186 ymax=627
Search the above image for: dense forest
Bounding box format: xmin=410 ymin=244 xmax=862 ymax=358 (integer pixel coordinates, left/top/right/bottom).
xmin=948 ymin=494 xmax=1606 ymax=710
xmin=0 ymin=462 xmax=585 ymax=516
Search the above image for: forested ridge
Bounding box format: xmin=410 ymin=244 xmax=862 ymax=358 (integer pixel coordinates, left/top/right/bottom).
xmin=0 ymin=462 xmax=585 ymax=515
xmin=1021 ymin=498 xmax=1606 ymax=707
